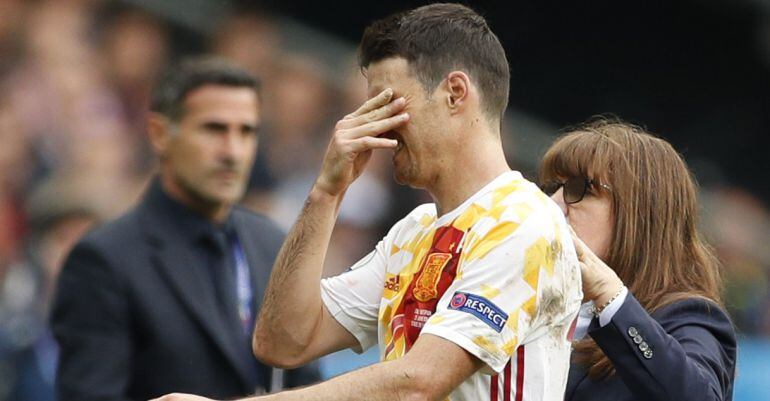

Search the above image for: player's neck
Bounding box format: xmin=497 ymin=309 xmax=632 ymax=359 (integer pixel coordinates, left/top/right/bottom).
xmin=429 ymin=133 xmax=510 ymax=217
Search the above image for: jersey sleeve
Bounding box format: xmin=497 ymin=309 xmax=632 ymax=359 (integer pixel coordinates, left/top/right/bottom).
xmin=420 ymin=208 xmax=582 ymax=373
xmin=321 ymin=245 xmax=386 ymax=353
xmin=321 ymin=204 xmax=436 ymax=353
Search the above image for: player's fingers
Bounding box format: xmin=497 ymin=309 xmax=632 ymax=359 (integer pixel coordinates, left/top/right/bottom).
xmin=336 ymin=97 xmax=406 ymax=130
xmin=342 ymin=112 xmax=409 ymax=139
xmin=347 ymin=136 xmax=399 ymax=153
xmin=344 ymin=88 xmax=393 ymax=119
xmin=354 ymin=97 xmax=407 ymax=125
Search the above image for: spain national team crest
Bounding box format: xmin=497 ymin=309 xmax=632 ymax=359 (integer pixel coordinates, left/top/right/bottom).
xmin=413 ymin=253 xmax=453 ymax=302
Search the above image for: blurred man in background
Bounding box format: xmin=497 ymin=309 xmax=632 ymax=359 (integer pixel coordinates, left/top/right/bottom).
xmin=50 ymin=57 xmax=319 ymax=401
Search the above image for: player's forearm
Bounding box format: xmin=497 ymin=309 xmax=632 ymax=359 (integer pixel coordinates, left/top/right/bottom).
xmin=252 ymin=186 xmax=342 ymax=365
xmin=256 ymin=359 xmax=432 ymax=401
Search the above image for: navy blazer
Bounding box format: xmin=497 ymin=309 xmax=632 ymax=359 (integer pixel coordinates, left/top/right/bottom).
xmin=566 ymin=293 xmax=736 ymax=401
xmin=51 ymin=181 xmax=319 ymax=401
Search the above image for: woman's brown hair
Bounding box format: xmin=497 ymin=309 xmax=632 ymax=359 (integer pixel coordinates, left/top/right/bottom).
xmin=539 ymin=117 xmax=723 ymax=378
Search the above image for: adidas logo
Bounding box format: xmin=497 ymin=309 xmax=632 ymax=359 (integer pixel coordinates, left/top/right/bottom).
xmin=384 ymin=275 xmax=400 ymax=291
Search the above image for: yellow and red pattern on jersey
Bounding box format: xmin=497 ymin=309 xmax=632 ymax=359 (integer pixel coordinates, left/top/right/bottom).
xmin=380 ymin=178 xmax=531 ymax=363
xmin=321 ymin=171 xmax=582 ymax=401
xmin=383 ymin=225 xmax=465 ymax=358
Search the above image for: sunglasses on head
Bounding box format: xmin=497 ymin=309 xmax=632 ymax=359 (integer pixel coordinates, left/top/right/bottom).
xmin=541 ymin=176 xmax=612 ymax=204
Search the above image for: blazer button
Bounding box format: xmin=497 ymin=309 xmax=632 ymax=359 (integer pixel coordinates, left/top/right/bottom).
xmin=643 ymin=349 xmax=653 ymax=359
xmin=639 ymin=342 xmax=649 ymax=352
xmin=628 ymin=327 xmax=639 ymax=337
xmin=633 ymin=335 xmax=643 ymax=344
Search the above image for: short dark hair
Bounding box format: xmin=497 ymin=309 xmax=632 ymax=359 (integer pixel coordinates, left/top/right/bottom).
xmin=359 ymin=3 xmax=510 ymax=121
xmin=150 ymin=56 xmax=260 ymax=121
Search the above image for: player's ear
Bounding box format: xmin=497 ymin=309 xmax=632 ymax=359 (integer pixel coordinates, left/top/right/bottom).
xmin=147 ymin=113 xmax=174 ymax=158
xmin=444 ymin=71 xmax=471 ymax=114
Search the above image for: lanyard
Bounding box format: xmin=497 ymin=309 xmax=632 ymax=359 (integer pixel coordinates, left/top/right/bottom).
xmin=229 ymin=233 xmax=253 ymax=333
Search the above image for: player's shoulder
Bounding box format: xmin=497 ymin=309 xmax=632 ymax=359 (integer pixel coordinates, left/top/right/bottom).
xmin=395 ymin=203 xmax=437 ymax=227
xmin=406 ymin=203 xmax=437 ymax=219
xmin=487 ymin=172 xmax=562 ymax=224
xmin=502 ymin=173 xmax=552 ymax=206
xmin=384 ymin=203 xmax=437 ymax=240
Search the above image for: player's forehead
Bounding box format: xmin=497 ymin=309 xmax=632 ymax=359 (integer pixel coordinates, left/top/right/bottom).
xmin=364 ymin=57 xmax=416 ymax=98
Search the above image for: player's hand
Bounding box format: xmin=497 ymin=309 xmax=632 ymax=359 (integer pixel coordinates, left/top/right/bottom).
xmin=568 ymin=226 xmax=623 ymax=306
xmin=149 ymin=393 xmax=218 ymax=401
xmin=314 ymin=88 xmax=409 ymax=197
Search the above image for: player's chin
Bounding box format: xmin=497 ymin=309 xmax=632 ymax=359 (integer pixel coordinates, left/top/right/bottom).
xmin=392 ymin=164 xmax=419 ymax=187
xmin=393 ymin=171 xmax=407 ymax=186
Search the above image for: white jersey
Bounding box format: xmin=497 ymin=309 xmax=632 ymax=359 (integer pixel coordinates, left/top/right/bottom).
xmin=321 ymin=171 xmax=582 ymax=401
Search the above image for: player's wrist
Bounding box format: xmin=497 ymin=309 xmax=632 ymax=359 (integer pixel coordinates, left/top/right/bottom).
xmin=309 ymin=183 xmax=345 ymax=205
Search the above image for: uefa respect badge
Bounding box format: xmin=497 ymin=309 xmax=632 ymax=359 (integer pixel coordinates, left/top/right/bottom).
xmin=449 ymin=292 xmax=508 ymax=332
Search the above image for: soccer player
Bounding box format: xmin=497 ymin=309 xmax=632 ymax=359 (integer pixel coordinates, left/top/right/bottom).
xmin=154 ymin=4 xmax=581 ymax=401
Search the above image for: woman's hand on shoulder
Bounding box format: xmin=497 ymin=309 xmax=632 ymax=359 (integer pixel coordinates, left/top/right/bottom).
xmin=569 ymin=225 xmax=624 ymax=306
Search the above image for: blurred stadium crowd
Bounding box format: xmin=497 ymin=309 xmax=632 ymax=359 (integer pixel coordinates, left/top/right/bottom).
xmin=0 ymin=1 xmax=768 ymax=400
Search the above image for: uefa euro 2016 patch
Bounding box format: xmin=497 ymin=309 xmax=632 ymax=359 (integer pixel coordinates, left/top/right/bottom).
xmin=448 ymin=292 xmax=508 ymax=332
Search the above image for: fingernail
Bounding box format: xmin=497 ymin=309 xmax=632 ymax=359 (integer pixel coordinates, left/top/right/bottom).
xmin=394 ymin=97 xmax=405 ymax=105
xmin=384 ymin=88 xmax=393 ymax=97
xmin=401 ymin=113 xmax=410 ymax=120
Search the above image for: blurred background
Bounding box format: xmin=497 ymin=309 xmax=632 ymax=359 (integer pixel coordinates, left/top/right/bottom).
xmin=0 ymin=0 xmax=767 ymax=400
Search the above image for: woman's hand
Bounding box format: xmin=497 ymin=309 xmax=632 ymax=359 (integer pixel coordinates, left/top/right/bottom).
xmin=569 ymin=226 xmax=624 ymax=306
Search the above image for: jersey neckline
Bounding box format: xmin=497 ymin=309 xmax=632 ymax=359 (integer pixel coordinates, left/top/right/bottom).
xmin=434 ymin=170 xmax=523 ymax=227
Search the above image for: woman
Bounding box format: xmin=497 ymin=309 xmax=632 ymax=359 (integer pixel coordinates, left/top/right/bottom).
xmin=539 ymin=118 xmax=736 ymax=401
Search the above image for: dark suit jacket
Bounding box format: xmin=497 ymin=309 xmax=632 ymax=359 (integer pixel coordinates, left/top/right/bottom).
xmin=566 ymin=293 xmax=736 ymax=401
xmin=51 ymin=181 xmax=319 ymax=401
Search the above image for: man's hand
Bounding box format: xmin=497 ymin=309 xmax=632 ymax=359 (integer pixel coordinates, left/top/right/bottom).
xmin=314 ymin=88 xmax=409 ymax=197
xmin=250 ymin=90 xmax=407 ymax=368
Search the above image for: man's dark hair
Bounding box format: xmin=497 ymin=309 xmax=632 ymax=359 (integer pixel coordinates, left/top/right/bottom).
xmin=359 ymin=3 xmax=510 ymax=121
xmin=150 ymin=56 xmax=260 ymax=121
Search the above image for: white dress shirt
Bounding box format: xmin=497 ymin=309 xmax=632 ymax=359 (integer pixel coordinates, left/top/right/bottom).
xmin=573 ymin=286 xmax=629 ymax=340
